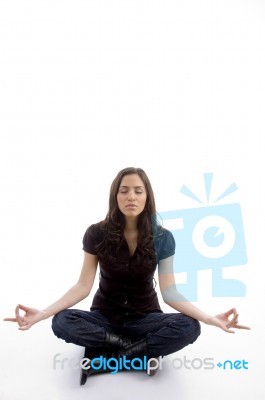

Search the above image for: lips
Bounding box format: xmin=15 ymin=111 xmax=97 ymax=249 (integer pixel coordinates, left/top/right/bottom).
xmin=126 ymin=204 xmax=137 ymax=208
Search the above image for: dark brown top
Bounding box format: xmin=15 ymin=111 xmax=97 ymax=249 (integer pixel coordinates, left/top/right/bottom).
xmin=82 ymin=222 xmax=175 ymax=323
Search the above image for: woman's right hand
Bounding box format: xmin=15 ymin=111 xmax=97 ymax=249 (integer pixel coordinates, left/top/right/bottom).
xmin=3 ymin=304 xmax=47 ymax=330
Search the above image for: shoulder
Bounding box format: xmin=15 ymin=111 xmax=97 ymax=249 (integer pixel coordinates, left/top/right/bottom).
xmin=154 ymin=225 xmax=175 ymax=261
xmin=84 ymin=221 xmax=105 ymax=236
xmin=154 ymin=225 xmax=174 ymax=241
xmin=82 ymin=221 xmax=106 ymax=253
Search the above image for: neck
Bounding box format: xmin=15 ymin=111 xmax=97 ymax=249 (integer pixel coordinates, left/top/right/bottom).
xmin=124 ymin=217 xmax=138 ymax=232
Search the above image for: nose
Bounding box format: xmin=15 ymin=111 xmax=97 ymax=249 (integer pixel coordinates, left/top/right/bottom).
xmin=127 ymin=190 xmax=136 ymax=201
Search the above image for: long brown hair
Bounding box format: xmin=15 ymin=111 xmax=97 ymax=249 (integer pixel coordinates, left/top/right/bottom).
xmin=96 ymin=167 xmax=159 ymax=263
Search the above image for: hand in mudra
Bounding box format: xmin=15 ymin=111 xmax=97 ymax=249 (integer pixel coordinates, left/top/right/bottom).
xmin=4 ymin=304 xmax=46 ymax=330
xmin=207 ymin=308 xmax=251 ymax=333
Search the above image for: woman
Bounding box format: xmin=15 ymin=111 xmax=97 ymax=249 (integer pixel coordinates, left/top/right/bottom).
xmin=4 ymin=167 xmax=250 ymax=377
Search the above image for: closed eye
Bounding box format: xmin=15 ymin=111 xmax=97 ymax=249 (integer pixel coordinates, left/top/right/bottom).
xmin=119 ymin=186 xmax=145 ymax=194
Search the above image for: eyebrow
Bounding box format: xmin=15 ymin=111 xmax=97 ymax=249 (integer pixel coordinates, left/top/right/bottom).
xmin=119 ymin=186 xmax=145 ymax=189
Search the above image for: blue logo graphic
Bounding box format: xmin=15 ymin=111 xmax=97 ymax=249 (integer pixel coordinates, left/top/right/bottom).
xmin=159 ymin=174 xmax=247 ymax=301
xmin=216 ymin=359 xmax=248 ymax=370
xmin=81 ymin=355 xmax=159 ymax=375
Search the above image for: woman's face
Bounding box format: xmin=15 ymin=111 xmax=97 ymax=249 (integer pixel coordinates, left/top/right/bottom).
xmin=117 ymin=174 xmax=147 ymax=220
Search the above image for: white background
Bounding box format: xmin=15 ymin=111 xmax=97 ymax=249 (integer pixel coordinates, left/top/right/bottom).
xmin=0 ymin=1 xmax=264 ymax=399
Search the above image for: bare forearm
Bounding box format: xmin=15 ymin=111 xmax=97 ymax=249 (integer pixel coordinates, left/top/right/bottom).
xmin=162 ymin=286 xmax=210 ymax=323
xmin=42 ymin=283 xmax=90 ymax=319
xmin=166 ymin=299 xmax=211 ymax=324
xmin=159 ymin=264 xmax=250 ymax=333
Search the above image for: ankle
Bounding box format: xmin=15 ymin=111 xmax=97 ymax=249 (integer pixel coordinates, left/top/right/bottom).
xmin=119 ymin=338 xmax=148 ymax=358
xmin=105 ymin=331 xmax=131 ymax=350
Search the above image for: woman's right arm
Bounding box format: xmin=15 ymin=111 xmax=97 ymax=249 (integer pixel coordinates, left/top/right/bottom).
xmin=3 ymin=252 xmax=98 ymax=330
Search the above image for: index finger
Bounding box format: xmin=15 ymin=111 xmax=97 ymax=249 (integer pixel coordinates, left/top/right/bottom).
xmin=224 ymin=308 xmax=237 ymax=318
xmin=15 ymin=305 xmax=25 ymax=327
xmin=227 ymin=313 xmax=239 ymax=328
xmin=15 ymin=304 xmax=21 ymax=316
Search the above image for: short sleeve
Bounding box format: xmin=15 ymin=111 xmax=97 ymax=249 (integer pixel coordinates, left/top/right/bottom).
xmin=82 ymin=224 xmax=99 ymax=255
xmin=155 ymin=228 xmax=175 ymax=262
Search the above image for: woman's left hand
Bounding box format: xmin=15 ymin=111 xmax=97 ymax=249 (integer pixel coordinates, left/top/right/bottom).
xmin=206 ymin=308 xmax=251 ymax=333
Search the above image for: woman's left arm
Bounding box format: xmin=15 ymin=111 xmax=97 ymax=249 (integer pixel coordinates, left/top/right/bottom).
xmin=158 ymin=256 xmax=251 ymax=333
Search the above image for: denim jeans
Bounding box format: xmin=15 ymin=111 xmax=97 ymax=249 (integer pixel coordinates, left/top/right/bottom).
xmin=52 ymin=309 xmax=201 ymax=358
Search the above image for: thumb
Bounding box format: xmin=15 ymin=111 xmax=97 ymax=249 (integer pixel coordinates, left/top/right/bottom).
xmin=223 ymin=326 xmax=235 ymax=334
xmin=18 ymin=324 xmax=32 ymax=331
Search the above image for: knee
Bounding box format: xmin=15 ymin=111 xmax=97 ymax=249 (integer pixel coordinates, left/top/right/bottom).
xmin=51 ymin=309 xmax=71 ymax=337
xmin=170 ymin=314 xmax=201 ymax=343
xmin=188 ymin=317 xmax=201 ymax=343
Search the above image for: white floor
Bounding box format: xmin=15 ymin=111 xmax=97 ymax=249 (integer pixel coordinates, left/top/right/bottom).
xmin=1 ymin=311 xmax=263 ymax=400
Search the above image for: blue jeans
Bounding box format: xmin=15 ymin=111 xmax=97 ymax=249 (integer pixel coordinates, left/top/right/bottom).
xmin=52 ymin=309 xmax=201 ymax=358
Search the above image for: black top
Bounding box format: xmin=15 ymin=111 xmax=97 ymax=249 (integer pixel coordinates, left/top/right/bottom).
xmin=82 ymin=222 xmax=175 ymax=323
